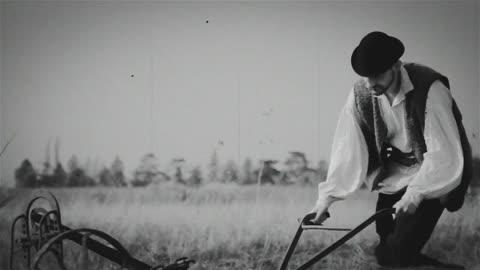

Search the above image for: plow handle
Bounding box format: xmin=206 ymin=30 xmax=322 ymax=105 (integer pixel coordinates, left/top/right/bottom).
xmin=301 ymin=212 xmax=330 ymax=226
xmin=278 ymin=212 xmax=330 ymax=270
xmin=278 ymin=208 xmax=395 ymax=270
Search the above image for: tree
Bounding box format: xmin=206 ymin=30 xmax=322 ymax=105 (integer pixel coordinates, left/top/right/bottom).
xmin=68 ymin=155 xmax=80 ymax=172
xmin=38 ymin=174 xmax=53 ymax=187
xmin=221 ymin=160 xmax=239 ymax=183
xmin=170 ymin=158 xmax=186 ymax=184
xmin=132 ymin=153 xmax=164 ymax=187
xmin=42 ymin=138 xmax=52 ymax=177
xmin=40 ymin=137 xmax=67 ymax=187
xmin=15 ymin=159 xmax=37 ymax=188
xmin=51 ymin=163 xmax=67 ymax=187
xmin=281 ymin=152 xmax=319 ymax=186
xmin=38 ymin=138 xmax=53 ymax=187
xmin=111 ymin=156 xmax=126 ymax=187
xmin=240 ymin=158 xmax=255 ymax=184
xmin=66 ymin=155 xmax=95 ymax=187
xmin=207 ymin=150 xmax=219 ymax=182
xmin=68 ymin=167 xmax=95 ymax=187
xmin=188 ymin=166 xmax=203 ymax=186
xmin=99 ymin=167 xmax=114 ymax=186
xmin=254 ymin=160 xmax=280 ymax=185
xmin=84 ymin=158 xmax=95 ymax=182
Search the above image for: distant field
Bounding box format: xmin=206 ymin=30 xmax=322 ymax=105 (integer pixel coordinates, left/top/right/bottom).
xmin=1 ymin=184 xmax=479 ymax=270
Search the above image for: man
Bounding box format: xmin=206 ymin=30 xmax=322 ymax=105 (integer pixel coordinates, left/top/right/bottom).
xmin=310 ymin=31 xmax=472 ymax=267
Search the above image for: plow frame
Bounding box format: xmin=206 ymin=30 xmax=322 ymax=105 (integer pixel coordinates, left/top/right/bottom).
xmin=278 ymin=208 xmax=396 ymax=270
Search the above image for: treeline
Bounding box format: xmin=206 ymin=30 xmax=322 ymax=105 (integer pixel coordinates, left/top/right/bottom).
xmin=14 ymin=151 xmax=329 ymax=188
xmin=15 ymin=155 xmax=124 ymax=188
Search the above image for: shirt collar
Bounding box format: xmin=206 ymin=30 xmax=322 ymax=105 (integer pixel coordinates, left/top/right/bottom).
xmin=374 ymin=63 xmax=414 ymax=107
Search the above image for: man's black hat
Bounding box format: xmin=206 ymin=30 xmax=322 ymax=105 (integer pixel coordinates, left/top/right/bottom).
xmin=351 ymin=31 xmax=404 ymax=77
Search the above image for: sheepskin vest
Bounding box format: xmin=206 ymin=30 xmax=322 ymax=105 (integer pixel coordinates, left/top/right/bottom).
xmin=353 ymin=62 xmax=472 ymax=212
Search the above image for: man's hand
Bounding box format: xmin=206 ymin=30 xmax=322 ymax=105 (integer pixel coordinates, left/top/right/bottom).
xmin=309 ymin=201 xmax=330 ymax=225
xmin=393 ymin=198 xmax=417 ymax=215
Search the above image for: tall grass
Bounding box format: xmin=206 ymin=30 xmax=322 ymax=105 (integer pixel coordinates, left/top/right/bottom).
xmin=1 ymin=184 xmax=479 ymax=270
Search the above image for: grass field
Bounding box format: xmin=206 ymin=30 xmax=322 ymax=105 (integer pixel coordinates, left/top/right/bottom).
xmin=1 ymin=184 xmax=479 ymax=270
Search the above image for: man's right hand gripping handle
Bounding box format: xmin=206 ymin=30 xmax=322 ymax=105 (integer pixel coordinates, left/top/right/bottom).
xmin=309 ymin=200 xmax=332 ymax=225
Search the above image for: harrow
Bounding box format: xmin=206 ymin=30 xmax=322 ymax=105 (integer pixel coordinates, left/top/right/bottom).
xmin=9 ymin=189 xmax=395 ymax=270
xmin=9 ymin=190 xmax=194 ymax=270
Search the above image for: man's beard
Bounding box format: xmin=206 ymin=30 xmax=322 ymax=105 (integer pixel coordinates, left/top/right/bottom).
xmin=372 ymin=85 xmax=388 ymax=96
xmin=371 ymin=73 xmax=396 ymax=96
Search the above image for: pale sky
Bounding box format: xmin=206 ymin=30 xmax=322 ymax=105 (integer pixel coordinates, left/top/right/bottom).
xmin=0 ymin=1 xmax=479 ymax=185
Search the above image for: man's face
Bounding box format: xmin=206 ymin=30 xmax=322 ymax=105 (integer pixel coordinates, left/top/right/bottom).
xmin=365 ymin=67 xmax=396 ymax=96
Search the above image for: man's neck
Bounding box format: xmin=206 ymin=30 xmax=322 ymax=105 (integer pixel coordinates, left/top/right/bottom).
xmin=384 ymin=71 xmax=401 ymax=106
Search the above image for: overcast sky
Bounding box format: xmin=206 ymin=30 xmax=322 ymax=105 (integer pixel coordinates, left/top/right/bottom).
xmin=0 ymin=1 xmax=479 ymax=185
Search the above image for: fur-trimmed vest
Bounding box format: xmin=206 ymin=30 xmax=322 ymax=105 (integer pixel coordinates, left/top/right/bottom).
xmin=353 ymin=63 xmax=472 ymax=212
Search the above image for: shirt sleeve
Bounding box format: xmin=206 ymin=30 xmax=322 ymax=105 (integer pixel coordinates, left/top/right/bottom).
xmin=402 ymin=80 xmax=464 ymax=207
xmin=316 ymin=90 xmax=369 ymax=207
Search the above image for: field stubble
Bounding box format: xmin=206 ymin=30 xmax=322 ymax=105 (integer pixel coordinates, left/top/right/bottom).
xmin=0 ymin=184 xmax=479 ymax=270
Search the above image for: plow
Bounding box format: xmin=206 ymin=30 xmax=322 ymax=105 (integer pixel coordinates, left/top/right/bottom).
xmin=9 ymin=189 xmax=395 ymax=270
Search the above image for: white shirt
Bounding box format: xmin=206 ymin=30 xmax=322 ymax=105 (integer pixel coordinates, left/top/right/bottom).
xmin=317 ymin=65 xmax=464 ymax=208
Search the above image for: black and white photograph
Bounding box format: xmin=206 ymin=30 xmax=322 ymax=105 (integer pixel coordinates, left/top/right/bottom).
xmin=0 ymin=0 xmax=479 ymax=269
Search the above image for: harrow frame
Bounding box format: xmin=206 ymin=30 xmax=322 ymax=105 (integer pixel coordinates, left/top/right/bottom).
xmin=9 ymin=190 xmax=194 ymax=270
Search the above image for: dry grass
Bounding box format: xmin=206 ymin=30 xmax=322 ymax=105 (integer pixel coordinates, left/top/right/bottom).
xmin=0 ymin=184 xmax=479 ymax=270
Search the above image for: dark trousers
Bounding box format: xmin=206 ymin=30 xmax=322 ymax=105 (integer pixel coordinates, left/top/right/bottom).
xmin=375 ymin=191 xmax=444 ymax=266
